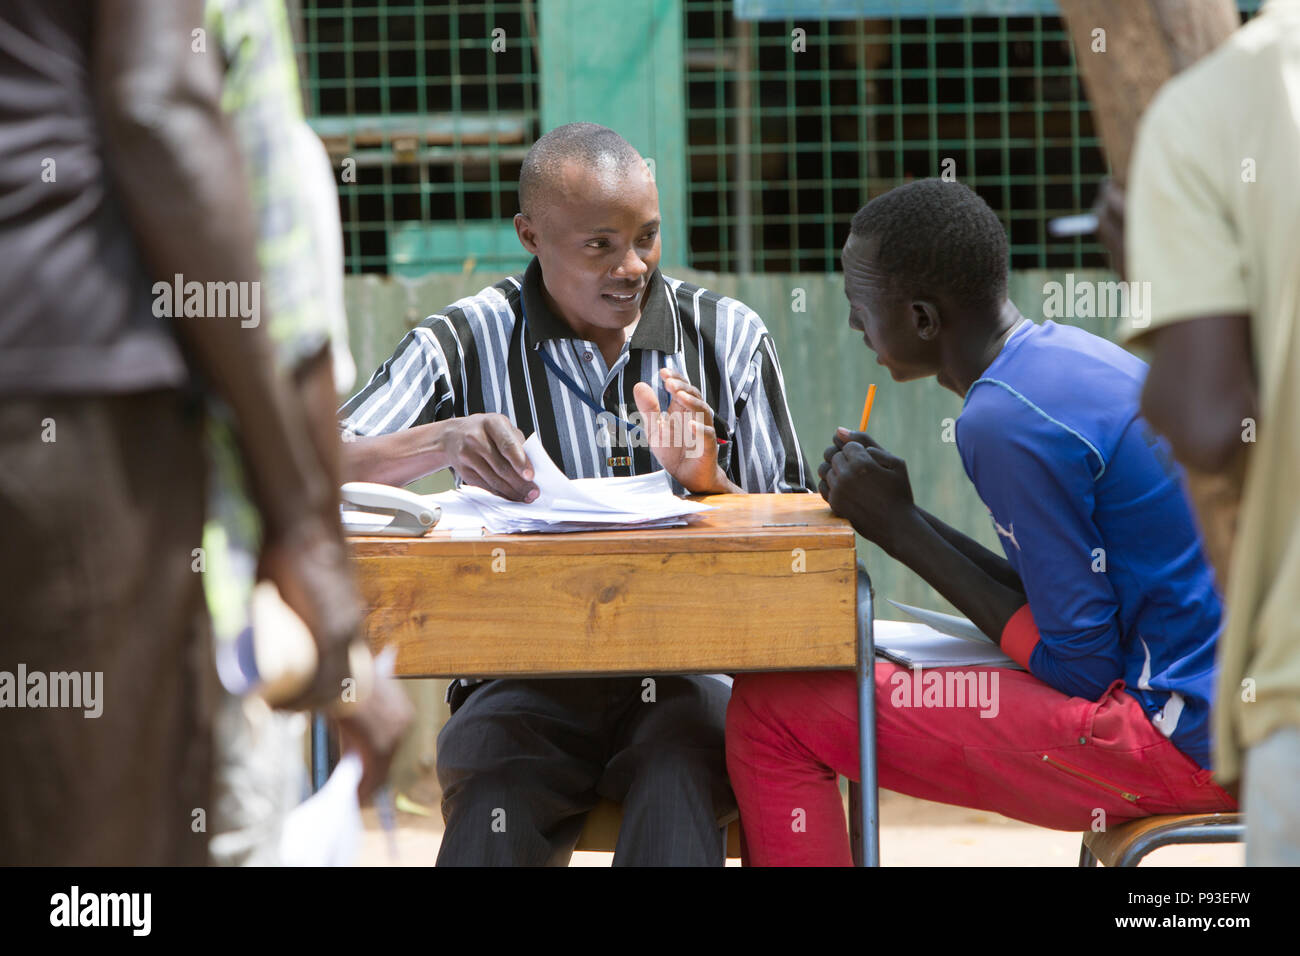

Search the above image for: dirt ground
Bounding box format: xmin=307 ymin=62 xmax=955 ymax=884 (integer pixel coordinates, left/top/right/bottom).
xmin=355 ymin=778 xmax=1243 ymax=867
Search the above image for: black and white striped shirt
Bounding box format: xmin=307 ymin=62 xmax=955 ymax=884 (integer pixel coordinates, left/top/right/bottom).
xmin=339 ymin=258 xmax=811 ymax=495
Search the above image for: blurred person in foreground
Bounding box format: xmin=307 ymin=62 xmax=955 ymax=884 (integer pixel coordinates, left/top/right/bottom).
xmin=0 ymin=0 xmax=386 ymax=864
xmin=1120 ymin=0 xmax=1300 ymax=865
xmin=201 ymin=0 xmax=411 ymax=865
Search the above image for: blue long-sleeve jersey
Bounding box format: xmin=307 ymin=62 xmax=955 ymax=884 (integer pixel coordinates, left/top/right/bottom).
xmin=956 ymin=319 xmax=1222 ymax=769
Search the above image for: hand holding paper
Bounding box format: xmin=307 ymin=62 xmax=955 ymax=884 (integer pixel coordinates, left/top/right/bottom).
xmin=426 ymin=433 xmax=713 ymax=533
xmin=439 ymin=413 xmax=537 ymax=502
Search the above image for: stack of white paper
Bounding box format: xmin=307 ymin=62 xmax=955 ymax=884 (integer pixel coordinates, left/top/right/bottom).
xmin=423 ymin=433 xmax=714 ymax=534
xmin=873 ymin=619 xmax=1024 ymax=670
xmin=886 ymin=600 xmax=995 ymax=645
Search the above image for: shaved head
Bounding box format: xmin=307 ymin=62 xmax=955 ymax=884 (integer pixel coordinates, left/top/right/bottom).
xmin=512 ymin=123 xmax=661 ymax=346
xmin=518 ymin=122 xmax=646 ymax=219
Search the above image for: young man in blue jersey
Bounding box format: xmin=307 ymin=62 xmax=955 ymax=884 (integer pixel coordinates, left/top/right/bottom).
xmin=724 ymin=178 xmax=1236 ymax=866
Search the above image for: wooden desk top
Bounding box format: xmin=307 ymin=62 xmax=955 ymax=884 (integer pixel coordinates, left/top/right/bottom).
xmin=348 ymin=492 xmax=852 ymax=557
xmin=348 ymin=493 xmax=859 ymax=678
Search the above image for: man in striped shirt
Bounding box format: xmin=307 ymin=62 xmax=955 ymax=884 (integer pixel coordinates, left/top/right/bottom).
xmin=339 ymin=123 xmax=809 ymax=865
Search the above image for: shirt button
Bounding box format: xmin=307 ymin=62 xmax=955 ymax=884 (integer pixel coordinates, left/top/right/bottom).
xmin=583 ymin=350 xmax=594 ymax=361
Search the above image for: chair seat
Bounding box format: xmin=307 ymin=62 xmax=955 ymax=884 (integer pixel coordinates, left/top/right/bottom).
xmin=575 ymin=798 xmax=743 ymax=859
xmin=1082 ymin=812 xmax=1244 ymax=867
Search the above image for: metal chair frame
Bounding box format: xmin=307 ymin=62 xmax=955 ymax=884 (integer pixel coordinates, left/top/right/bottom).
xmin=1078 ymin=813 xmax=1244 ymax=867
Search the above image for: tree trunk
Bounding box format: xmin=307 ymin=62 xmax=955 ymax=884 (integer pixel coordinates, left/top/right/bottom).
xmin=1061 ymin=0 xmax=1244 ymax=586
xmin=1059 ymin=0 xmax=1239 ymax=187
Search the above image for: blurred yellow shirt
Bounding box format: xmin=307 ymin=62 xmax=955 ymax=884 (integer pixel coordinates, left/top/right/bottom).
xmin=1125 ymin=0 xmax=1300 ymax=782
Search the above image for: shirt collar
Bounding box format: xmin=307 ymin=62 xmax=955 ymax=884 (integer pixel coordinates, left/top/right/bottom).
xmin=519 ymin=257 xmax=678 ymax=354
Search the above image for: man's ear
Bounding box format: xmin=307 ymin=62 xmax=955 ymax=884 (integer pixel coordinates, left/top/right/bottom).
xmin=911 ymin=299 xmax=941 ymax=341
xmin=515 ymin=212 xmax=540 ymax=254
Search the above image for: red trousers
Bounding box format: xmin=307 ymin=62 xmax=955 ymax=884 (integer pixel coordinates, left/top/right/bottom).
xmin=725 ymin=664 xmax=1237 ymax=867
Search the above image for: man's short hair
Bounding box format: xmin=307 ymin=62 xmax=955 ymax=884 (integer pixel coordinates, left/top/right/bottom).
xmin=518 ymin=122 xmax=645 ymax=218
xmin=849 ymin=179 xmax=1008 ymax=311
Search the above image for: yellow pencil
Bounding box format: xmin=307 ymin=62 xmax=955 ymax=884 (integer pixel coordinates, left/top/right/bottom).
xmin=858 ymin=384 xmax=877 ymax=432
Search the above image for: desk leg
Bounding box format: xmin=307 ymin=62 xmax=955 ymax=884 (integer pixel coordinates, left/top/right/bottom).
xmin=855 ymin=562 xmax=880 ymax=867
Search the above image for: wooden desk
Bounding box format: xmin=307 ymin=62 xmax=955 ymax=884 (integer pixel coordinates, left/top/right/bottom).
xmin=342 ymin=492 xmax=879 ymax=865
xmin=349 ymin=493 xmax=857 ymax=679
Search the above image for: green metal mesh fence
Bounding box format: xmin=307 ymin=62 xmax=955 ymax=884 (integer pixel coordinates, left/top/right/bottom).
xmin=298 ymin=1 xmax=1251 ymax=276
xmin=299 ymin=0 xmax=540 ymax=274
xmin=685 ymin=7 xmax=1109 ymax=272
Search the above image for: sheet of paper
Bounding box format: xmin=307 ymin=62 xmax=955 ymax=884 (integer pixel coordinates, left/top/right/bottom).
xmin=277 ymin=649 xmax=394 ymax=866
xmin=279 ymin=751 xmax=363 ymax=866
xmin=872 ymin=619 xmax=1023 ymax=670
xmin=416 ymin=487 xmax=494 ymax=531
xmin=886 ymin=600 xmax=995 ymax=645
xmin=419 ymin=433 xmax=713 ymax=534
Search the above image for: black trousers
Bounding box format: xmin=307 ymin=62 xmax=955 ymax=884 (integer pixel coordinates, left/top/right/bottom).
xmin=436 ymin=676 xmax=734 ymax=866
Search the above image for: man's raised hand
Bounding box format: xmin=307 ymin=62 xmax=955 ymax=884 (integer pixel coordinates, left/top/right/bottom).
xmin=633 ymin=368 xmax=729 ymax=494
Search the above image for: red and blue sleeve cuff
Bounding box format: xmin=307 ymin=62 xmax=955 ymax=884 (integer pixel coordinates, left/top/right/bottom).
xmin=1000 ymin=604 xmax=1041 ymax=669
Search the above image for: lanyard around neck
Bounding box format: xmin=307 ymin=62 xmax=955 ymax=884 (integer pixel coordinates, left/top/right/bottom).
xmin=519 ymin=297 xmax=645 ymax=442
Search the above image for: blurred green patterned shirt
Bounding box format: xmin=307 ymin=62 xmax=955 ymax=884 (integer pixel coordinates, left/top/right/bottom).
xmin=203 ymin=0 xmax=354 ymax=659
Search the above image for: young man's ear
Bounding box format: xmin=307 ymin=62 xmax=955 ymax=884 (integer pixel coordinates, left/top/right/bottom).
xmin=911 ymin=299 xmax=941 ymax=341
xmin=514 ymin=212 xmax=541 ymax=255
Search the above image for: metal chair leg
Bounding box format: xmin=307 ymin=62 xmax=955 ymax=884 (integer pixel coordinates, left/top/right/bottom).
xmin=311 ymin=711 xmax=331 ymax=793
xmin=855 ymin=561 xmax=879 ymax=866
xmin=848 ymin=781 xmax=863 ymax=866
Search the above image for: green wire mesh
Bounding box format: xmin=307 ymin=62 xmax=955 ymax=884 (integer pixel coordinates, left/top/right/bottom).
xmin=685 ymin=6 xmax=1108 ymax=272
xmin=299 ymin=0 xmax=540 ymax=274
xmin=296 ymin=1 xmax=1247 ymax=276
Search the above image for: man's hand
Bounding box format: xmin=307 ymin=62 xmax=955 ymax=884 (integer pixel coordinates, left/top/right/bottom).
xmin=439 ymin=413 xmax=537 ymax=501
xmin=818 ymin=427 xmax=916 ymax=553
xmin=633 ymin=369 xmax=734 ymax=494
xmin=258 ymin=516 xmax=363 ymax=711
xmin=337 ymin=670 xmax=413 ymax=805
xmin=823 ymin=433 xmax=1029 ymax=643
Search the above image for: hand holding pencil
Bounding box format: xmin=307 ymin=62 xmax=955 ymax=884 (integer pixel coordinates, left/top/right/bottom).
xmin=819 ymin=384 xmax=918 ymax=548
xmin=858 ymin=384 xmax=876 ymax=432
xmin=830 ymin=384 xmax=879 ymax=451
